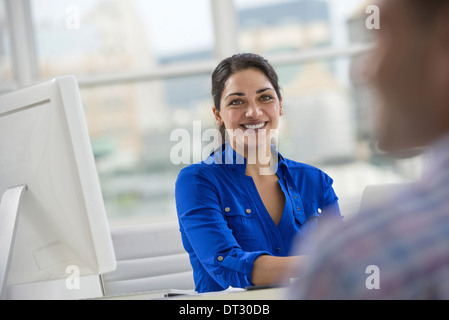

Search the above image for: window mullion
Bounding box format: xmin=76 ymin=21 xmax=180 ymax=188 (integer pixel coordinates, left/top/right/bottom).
xmin=210 ymin=0 xmax=239 ymax=61
xmin=5 ymin=0 xmax=39 ymax=87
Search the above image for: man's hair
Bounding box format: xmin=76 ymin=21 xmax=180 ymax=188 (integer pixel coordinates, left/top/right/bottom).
xmin=408 ymin=0 xmax=449 ymax=25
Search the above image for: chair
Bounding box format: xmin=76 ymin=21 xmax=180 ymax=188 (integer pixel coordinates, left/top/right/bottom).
xmin=101 ymin=220 xmax=195 ymax=297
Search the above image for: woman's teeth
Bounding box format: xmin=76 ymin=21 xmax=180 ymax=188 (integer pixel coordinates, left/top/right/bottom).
xmin=243 ymin=122 xmax=266 ymax=130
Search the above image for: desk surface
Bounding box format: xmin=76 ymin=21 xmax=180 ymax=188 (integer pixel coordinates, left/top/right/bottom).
xmin=173 ymin=287 xmax=288 ymax=300
xmin=100 ymin=287 xmax=289 ymax=300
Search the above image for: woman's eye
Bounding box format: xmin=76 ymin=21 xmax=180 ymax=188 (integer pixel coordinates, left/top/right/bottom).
xmin=259 ymin=95 xmax=273 ymax=102
xmin=229 ymin=99 xmax=243 ymax=106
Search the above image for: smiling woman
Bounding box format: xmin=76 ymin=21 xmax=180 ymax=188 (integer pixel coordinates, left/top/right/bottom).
xmin=211 ymin=53 xmax=282 ymax=144
xmin=175 ymin=53 xmax=344 ymax=293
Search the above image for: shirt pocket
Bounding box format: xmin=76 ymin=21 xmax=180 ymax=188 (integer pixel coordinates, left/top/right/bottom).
xmin=221 ymin=200 xmax=256 ymax=242
xmin=302 ymin=201 xmax=324 ymax=220
xmin=300 ymin=201 xmax=324 ymax=235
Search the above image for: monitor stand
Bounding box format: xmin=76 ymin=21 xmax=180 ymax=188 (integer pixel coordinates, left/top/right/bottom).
xmin=0 ymin=185 xmax=27 ymax=300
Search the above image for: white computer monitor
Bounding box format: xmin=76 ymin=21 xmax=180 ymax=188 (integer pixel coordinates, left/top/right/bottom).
xmin=0 ymin=76 xmax=116 ymax=299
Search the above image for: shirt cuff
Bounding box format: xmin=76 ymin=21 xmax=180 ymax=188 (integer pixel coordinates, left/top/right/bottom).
xmin=217 ymin=250 xmax=272 ymax=283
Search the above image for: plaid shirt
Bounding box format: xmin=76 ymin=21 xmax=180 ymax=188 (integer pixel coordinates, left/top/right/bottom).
xmin=289 ymin=134 xmax=449 ymax=299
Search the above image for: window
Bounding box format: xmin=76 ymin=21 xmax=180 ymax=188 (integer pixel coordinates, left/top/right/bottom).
xmin=235 ymin=0 xmax=332 ymax=56
xmin=0 ymin=0 xmax=13 ymax=88
xmin=28 ymin=0 xmax=216 ymax=225
xmin=233 ymin=0 xmax=423 ymax=215
xmin=79 ymin=77 xmax=214 ymax=225
xmin=2 ymin=0 xmax=423 ymax=226
xmin=31 ymin=0 xmax=215 ymax=78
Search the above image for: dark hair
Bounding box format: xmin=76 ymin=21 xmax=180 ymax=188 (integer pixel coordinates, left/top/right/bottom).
xmin=211 ymin=53 xmax=282 ymax=140
xmin=407 ymin=0 xmax=449 ymax=26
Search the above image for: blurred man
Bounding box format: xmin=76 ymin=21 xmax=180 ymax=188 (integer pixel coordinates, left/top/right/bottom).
xmin=289 ymin=0 xmax=449 ymax=299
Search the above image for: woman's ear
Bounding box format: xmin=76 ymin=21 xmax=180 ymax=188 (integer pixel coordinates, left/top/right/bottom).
xmin=212 ymin=106 xmax=223 ymax=125
xmin=279 ymin=98 xmax=284 ymax=116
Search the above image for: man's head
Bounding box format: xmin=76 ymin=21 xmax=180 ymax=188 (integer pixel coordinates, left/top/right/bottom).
xmin=366 ymin=0 xmax=449 ymax=152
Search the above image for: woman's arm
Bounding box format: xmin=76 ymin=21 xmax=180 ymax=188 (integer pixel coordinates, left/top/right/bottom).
xmin=176 ymin=165 xmax=273 ymax=290
xmin=251 ymin=255 xmax=305 ymax=286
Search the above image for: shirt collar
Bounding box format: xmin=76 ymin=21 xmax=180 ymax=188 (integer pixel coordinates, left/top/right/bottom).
xmin=205 ymin=141 xmax=287 ymax=175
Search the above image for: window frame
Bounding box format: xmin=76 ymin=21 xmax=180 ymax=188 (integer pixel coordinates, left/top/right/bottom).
xmin=4 ymin=0 xmax=371 ymax=90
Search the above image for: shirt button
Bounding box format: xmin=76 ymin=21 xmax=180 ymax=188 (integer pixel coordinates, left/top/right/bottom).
xmin=317 ymin=208 xmax=322 ymax=214
xmin=297 ymin=207 xmax=300 ymax=211
xmin=217 ymin=256 xmax=224 ymax=262
xmin=245 ymin=208 xmax=252 ymax=214
xmin=293 ymin=195 xmax=297 ymax=199
xmin=289 ymin=186 xmax=292 ymax=189
xmin=224 ymin=207 xmax=230 ymax=213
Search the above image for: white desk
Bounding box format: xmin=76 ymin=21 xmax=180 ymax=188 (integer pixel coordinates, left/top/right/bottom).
xmin=99 ymin=287 xmax=291 ymax=319
xmin=99 ymin=287 xmax=289 ymax=300
xmin=171 ymin=287 xmax=288 ymax=300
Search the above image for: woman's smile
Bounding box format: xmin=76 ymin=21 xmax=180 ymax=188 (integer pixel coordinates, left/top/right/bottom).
xmin=241 ymin=121 xmax=268 ymax=131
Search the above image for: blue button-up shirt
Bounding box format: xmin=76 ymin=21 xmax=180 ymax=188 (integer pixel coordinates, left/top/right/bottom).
xmin=175 ymin=142 xmax=342 ymax=293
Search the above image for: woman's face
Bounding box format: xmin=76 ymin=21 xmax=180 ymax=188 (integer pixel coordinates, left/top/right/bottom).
xmin=213 ymin=68 xmax=282 ymax=152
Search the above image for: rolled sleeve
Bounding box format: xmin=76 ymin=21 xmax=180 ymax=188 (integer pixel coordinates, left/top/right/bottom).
xmin=175 ymin=165 xmax=271 ymax=291
xmin=214 ymin=249 xmax=271 ymax=288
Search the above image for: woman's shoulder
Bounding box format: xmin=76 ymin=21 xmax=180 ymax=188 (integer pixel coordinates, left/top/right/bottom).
xmin=176 ymin=160 xmax=222 ymax=181
xmin=282 ymin=157 xmax=326 ymax=174
xmin=281 ymin=157 xmax=334 ymax=184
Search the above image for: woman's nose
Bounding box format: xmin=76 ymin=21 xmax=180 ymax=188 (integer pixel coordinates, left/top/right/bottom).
xmin=245 ymin=102 xmax=262 ymax=118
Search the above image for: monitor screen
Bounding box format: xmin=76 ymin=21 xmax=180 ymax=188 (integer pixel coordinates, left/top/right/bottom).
xmin=0 ymin=76 xmax=116 ymax=299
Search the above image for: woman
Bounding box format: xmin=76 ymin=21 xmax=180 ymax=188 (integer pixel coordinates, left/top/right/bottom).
xmin=175 ymin=53 xmax=342 ymax=293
